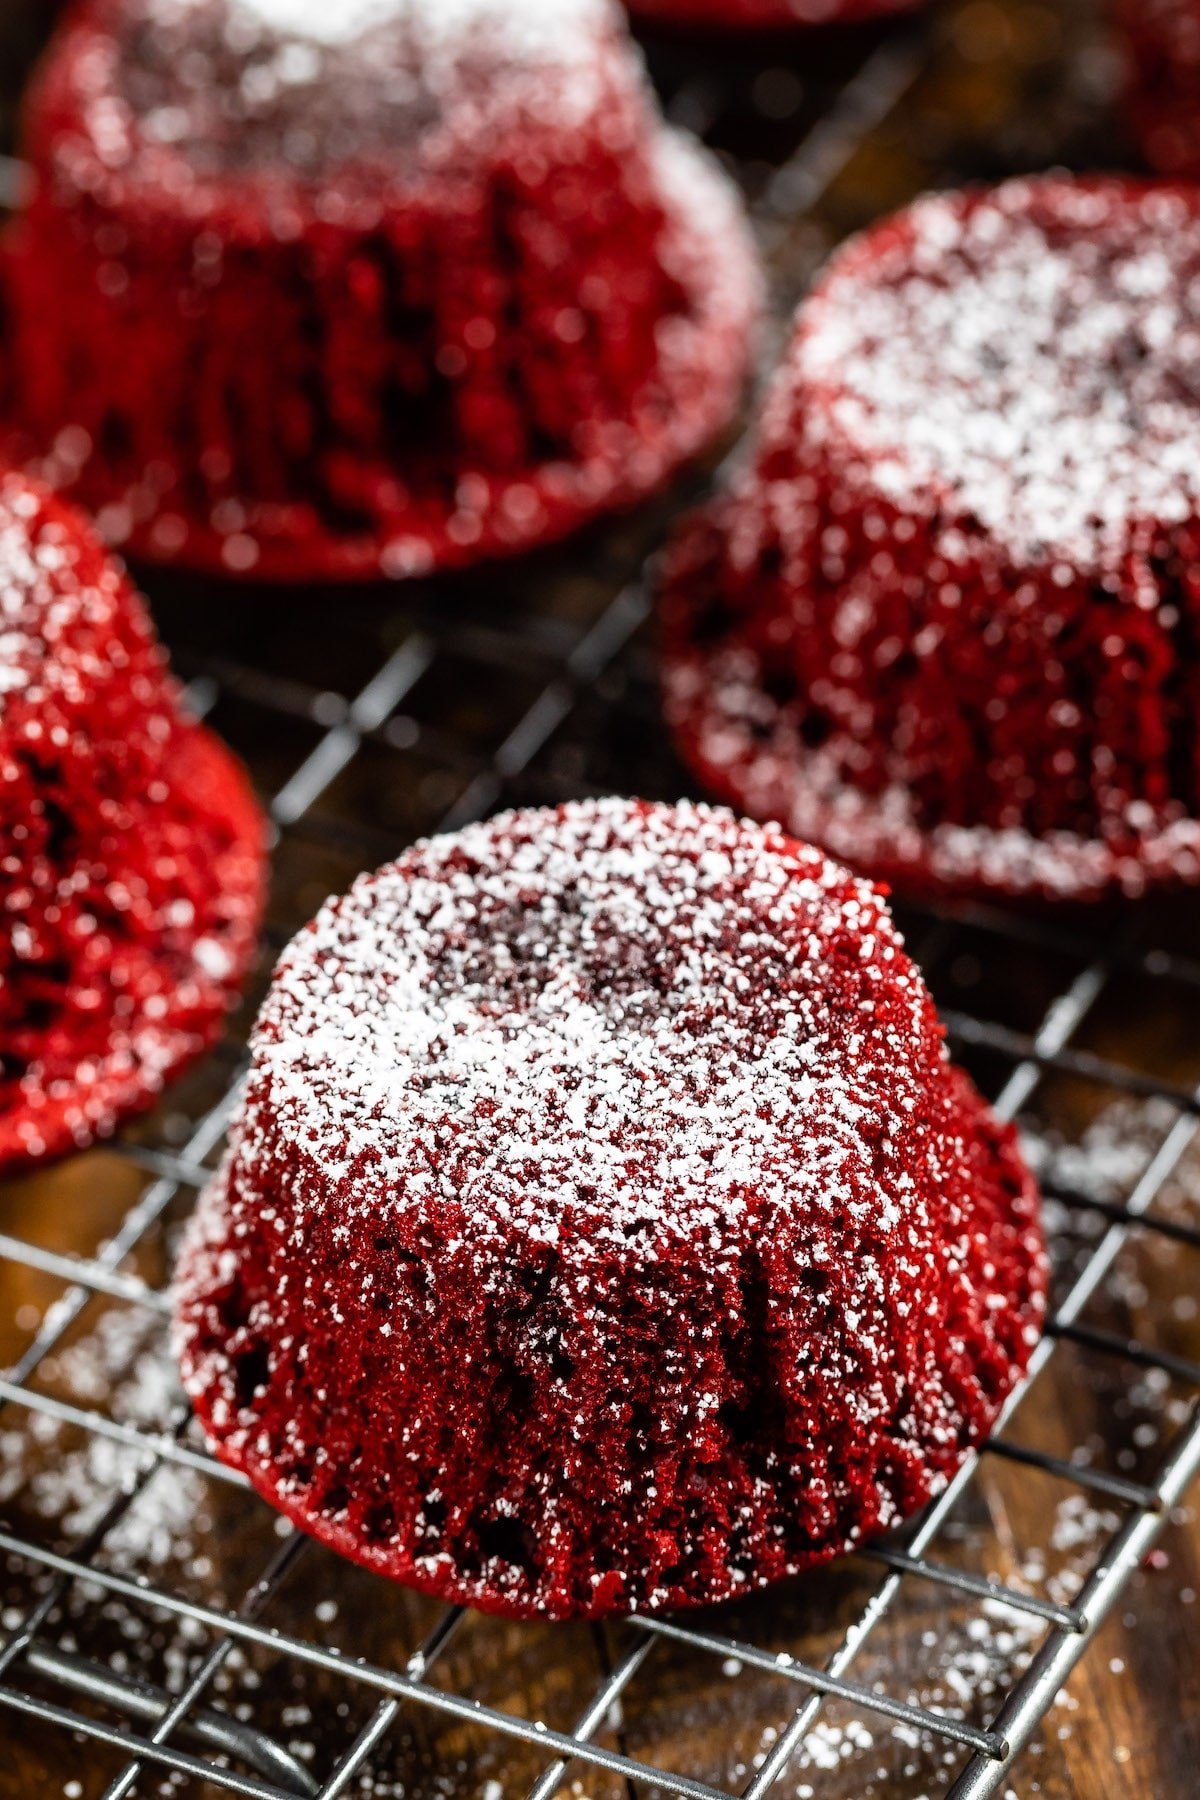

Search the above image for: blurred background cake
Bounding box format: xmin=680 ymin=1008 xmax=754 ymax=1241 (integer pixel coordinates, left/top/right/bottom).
xmin=0 ymin=469 xmax=263 ymax=1169
xmin=662 ymin=176 xmax=1200 ymax=901
xmin=0 ymin=0 xmax=761 ymax=580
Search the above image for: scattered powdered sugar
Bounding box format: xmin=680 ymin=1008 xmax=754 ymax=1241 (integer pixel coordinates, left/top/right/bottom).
xmin=0 ymin=1308 xmax=206 ymax=1576
xmin=0 ymin=1305 xmax=325 ymax=1782
xmin=797 ymin=179 xmax=1200 ymax=571
xmin=1025 ymin=1097 xmax=1175 ymax=1218
xmin=1031 ymin=1094 xmax=1200 ymax=1337
xmin=8 ymin=1089 xmax=1196 ymax=1790
xmin=115 ymin=0 xmax=622 ymax=180
xmin=632 ymin=1486 xmax=1138 ymax=1799
xmin=241 ymin=797 xmax=930 ymax=1255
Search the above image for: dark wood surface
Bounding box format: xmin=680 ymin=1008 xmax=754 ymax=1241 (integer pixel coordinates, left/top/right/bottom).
xmin=2 ymin=2 xmax=1199 ymax=1797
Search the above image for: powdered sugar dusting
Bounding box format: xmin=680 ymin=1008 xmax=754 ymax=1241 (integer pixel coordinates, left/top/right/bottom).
xmin=229 ymin=0 xmax=605 ymax=51
xmin=0 ymin=478 xmax=109 ymax=718
xmin=798 ymin=179 xmax=1200 ymax=570
xmin=660 ymin=176 xmax=1200 ymax=901
xmin=117 ymin=0 xmax=620 ymax=179
xmin=230 ymin=0 xmax=411 ymax=38
xmin=242 ymin=798 xmax=929 ymax=1251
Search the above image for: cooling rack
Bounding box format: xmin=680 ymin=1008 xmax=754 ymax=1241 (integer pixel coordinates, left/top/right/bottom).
xmin=3 ymin=2 xmax=1200 ymax=1796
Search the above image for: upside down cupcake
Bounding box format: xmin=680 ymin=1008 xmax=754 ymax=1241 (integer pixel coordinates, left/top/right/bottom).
xmin=175 ymin=798 xmax=1045 ymax=1620
xmin=0 ymin=0 xmax=760 ymax=581
xmin=0 ymin=471 xmax=264 ymax=1171
xmin=662 ymin=176 xmax=1200 ymax=901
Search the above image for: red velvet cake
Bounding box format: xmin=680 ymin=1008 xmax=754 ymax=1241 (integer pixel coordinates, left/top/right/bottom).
xmin=628 ymin=0 xmax=920 ymax=29
xmin=661 ymin=177 xmax=1200 ymax=902
xmin=175 ymin=798 xmax=1045 ymax=1620
xmin=0 ymin=471 xmax=264 ymax=1170
xmin=1119 ymin=0 xmax=1200 ymax=179
xmin=0 ymin=0 xmax=760 ymax=581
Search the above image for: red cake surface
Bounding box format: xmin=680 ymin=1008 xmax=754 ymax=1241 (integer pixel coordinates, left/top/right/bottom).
xmin=175 ymin=798 xmax=1045 ymax=1620
xmin=0 ymin=0 xmax=760 ymax=581
xmin=661 ymin=177 xmax=1200 ymax=902
xmin=628 ymin=0 xmax=920 ymax=28
xmin=0 ymin=471 xmax=265 ymax=1170
xmin=1119 ymin=0 xmax=1200 ymax=178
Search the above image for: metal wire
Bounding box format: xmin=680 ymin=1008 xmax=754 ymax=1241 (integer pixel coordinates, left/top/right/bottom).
xmin=3 ymin=8 xmax=1200 ymax=1798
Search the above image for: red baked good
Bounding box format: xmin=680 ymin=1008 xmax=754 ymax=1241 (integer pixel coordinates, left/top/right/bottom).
xmin=1118 ymin=0 xmax=1200 ymax=178
xmin=0 ymin=0 xmax=760 ymax=582
xmin=0 ymin=471 xmax=264 ymax=1170
xmin=661 ymin=176 xmax=1200 ymax=902
xmin=627 ymin=0 xmax=920 ymax=29
xmin=175 ymin=798 xmax=1045 ymax=1620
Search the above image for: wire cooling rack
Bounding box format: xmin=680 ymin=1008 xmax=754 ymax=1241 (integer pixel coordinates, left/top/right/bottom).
xmin=3 ymin=2 xmax=1200 ymax=1796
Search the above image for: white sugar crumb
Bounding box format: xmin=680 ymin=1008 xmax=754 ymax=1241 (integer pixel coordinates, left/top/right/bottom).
xmin=234 ymin=798 xmax=932 ymax=1254
xmin=192 ymin=935 xmax=234 ymax=981
xmin=801 ymin=179 xmax=1200 ymax=572
xmin=0 ymin=1307 xmax=343 ymax=1784
xmin=730 ymin=1491 xmax=1154 ymax=1797
xmin=0 ymin=487 xmax=106 ymax=719
xmin=0 ymin=1309 xmax=203 ymax=1570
